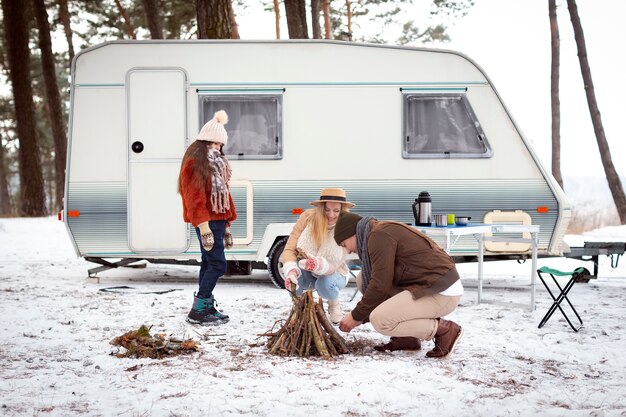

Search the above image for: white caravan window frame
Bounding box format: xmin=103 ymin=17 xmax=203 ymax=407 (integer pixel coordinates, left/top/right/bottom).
xmin=197 ymin=90 xmax=283 ymax=160
xmin=402 ymin=91 xmax=492 ymax=159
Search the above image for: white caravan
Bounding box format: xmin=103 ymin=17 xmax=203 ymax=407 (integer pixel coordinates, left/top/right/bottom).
xmin=62 ymin=40 xmax=571 ymax=286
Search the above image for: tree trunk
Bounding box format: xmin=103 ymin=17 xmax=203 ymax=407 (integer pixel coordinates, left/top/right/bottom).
xmin=57 ymin=0 xmax=75 ymax=64
xmin=141 ymin=0 xmax=163 ymax=39
xmin=196 ymin=0 xmax=208 ymax=38
xmin=566 ymin=0 xmax=626 ymax=223
xmin=33 ymin=0 xmax=67 ymax=212
xmin=228 ymin=0 xmax=240 ymax=39
xmin=196 ymin=0 xmax=231 ymax=39
xmin=346 ymin=0 xmax=352 ymax=37
xmin=322 ymin=0 xmax=331 ymax=39
xmin=0 ymin=136 xmax=12 ymax=215
xmin=549 ymin=0 xmax=563 ymax=188
xmin=114 ymin=0 xmax=136 ymax=39
xmin=311 ymin=0 xmax=321 ymax=39
xmin=273 ymin=0 xmax=281 ymax=39
xmin=284 ymin=0 xmax=309 ymax=39
xmin=1 ymin=0 xmax=47 ymax=216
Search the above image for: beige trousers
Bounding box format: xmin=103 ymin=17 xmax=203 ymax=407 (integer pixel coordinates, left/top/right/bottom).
xmin=369 ymin=290 xmax=461 ymax=341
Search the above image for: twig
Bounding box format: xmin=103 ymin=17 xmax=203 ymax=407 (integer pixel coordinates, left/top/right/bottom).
xmin=262 ymin=289 xmax=347 ymax=359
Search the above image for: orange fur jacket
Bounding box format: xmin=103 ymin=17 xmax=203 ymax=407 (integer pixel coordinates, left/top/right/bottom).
xmin=179 ymin=158 xmax=237 ymax=227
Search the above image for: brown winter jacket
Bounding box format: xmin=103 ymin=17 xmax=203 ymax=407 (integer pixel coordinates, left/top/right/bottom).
xmin=179 ymin=158 xmax=237 ymax=227
xmin=351 ymin=220 xmax=458 ymax=322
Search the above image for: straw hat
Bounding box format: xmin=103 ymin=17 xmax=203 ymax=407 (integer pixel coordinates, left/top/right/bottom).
xmin=309 ymin=188 xmax=355 ymax=208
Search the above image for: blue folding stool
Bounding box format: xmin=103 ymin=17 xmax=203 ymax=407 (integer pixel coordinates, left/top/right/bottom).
xmin=537 ymin=266 xmax=588 ymax=332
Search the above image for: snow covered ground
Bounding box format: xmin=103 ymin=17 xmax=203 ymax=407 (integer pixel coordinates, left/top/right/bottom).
xmin=1 ymin=217 xmax=625 ymax=417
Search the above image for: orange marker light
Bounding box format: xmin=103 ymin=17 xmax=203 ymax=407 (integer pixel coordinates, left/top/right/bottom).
xmin=68 ymin=210 xmax=81 ymax=217
xmin=292 ymin=208 xmax=303 ymax=215
xmin=537 ymin=206 xmax=549 ymax=213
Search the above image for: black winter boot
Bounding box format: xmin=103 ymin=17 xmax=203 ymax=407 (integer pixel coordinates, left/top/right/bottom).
xmin=186 ymin=294 xmax=230 ymax=326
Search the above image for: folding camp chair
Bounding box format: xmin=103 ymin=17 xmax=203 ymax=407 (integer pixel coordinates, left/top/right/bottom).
xmin=537 ymin=266 xmax=589 ymax=332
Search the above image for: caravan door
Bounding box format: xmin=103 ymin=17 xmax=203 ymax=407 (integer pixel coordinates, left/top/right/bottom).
xmin=127 ymin=68 xmax=188 ymax=253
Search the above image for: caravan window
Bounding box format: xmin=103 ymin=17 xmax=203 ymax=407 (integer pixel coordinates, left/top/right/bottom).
xmin=402 ymin=93 xmax=492 ymax=158
xmin=198 ymin=93 xmax=282 ymax=160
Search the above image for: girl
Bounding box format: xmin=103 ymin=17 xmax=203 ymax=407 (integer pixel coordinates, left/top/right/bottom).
xmin=178 ymin=110 xmax=237 ymax=325
xmin=282 ymin=188 xmax=354 ymax=324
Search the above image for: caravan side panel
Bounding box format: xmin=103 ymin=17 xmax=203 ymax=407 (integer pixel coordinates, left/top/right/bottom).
xmin=66 ymin=86 xmax=129 ymax=255
xmin=65 ymin=41 xmax=570 ymax=263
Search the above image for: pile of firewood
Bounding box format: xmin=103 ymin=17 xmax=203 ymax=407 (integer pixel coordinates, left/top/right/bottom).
xmin=110 ymin=325 xmax=199 ymax=359
xmin=262 ymin=290 xmax=348 ymax=360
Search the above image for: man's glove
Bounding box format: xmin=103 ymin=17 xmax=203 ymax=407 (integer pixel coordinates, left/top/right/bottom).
xmin=224 ymin=227 xmax=233 ymax=249
xmin=298 ymin=256 xmax=330 ymax=275
xmin=198 ymin=222 xmax=214 ymax=252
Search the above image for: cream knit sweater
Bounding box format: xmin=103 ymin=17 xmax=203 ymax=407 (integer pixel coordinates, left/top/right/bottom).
xmin=282 ymin=210 xmax=348 ymax=278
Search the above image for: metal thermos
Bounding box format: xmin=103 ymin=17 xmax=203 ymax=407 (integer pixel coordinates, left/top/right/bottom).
xmin=412 ymin=191 xmax=432 ymax=226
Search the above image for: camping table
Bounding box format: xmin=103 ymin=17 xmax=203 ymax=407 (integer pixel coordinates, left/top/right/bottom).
xmin=413 ymin=223 xmax=540 ymax=311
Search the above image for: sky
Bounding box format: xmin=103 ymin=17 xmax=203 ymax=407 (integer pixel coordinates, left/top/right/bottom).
xmin=234 ymin=0 xmax=626 ymax=180
xmin=1 ymin=216 xmax=626 ymax=416
xmin=444 ymin=0 xmax=626 ymax=179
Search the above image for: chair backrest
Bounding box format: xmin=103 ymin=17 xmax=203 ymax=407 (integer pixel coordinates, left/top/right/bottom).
xmin=484 ymin=210 xmax=532 ymax=252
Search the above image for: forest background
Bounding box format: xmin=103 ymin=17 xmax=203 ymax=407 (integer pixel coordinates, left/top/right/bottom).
xmin=0 ymin=0 xmax=623 ymax=233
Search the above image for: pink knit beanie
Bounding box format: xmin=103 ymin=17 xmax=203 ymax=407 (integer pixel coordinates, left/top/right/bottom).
xmin=196 ymin=110 xmax=229 ymax=145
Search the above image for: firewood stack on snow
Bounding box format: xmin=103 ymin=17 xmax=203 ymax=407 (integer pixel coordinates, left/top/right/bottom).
xmin=262 ymin=289 xmax=348 ymax=360
xmin=262 ymin=247 xmax=348 ymax=359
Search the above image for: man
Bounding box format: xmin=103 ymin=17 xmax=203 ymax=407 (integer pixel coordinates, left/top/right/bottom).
xmin=333 ymin=211 xmax=463 ymax=358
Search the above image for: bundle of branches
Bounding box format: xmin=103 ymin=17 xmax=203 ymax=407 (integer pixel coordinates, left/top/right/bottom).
xmin=110 ymin=325 xmax=200 ymax=359
xmin=262 ymin=290 xmax=348 ymax=360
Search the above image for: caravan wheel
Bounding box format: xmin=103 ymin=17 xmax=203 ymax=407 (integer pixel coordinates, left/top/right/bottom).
xmin=267 ymin=236 xmax=289 ymax=289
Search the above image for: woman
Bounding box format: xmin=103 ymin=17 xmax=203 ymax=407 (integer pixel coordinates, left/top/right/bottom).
xmin=178 ymin=110 xmax=237 ymax=326
xmin=333 ymin=212 xmax=464 ymax=357
xmin=282 ymin=188 xmax=355 ymax=324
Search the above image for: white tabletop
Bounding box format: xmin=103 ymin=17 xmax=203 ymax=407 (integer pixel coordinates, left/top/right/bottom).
xmin=412 ymin=223 xmax=495 ymax=236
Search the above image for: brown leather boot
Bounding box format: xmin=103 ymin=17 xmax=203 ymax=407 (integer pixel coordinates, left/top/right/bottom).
xmin=426 ymin=318 xmax=463 ymax=358
xmin=374 ymin=336 xmax=421 ymax=352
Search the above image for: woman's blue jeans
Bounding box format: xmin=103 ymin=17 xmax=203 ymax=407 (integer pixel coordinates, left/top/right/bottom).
xmin=195 ymin=220 xmax=227 ymax=299
xmin=296 ymin=270 xmax=347 ymax=301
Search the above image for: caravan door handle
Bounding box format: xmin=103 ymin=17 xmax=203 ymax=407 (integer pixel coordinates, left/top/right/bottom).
xmin=131 ymin=141 xmax=144 ymax=153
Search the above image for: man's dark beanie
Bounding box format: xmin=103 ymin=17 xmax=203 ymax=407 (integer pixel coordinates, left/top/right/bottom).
xmin=334 ymin=212 xmax=362 ymax=245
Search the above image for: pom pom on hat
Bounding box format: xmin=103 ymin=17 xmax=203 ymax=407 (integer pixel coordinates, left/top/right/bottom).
xmin=213 ymin=110 xmax=228 ymax=124
xmin=334 ymin=211 xmax=362 ymax=245
xmin=196 ymin=110 xmax=229 ymax=145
